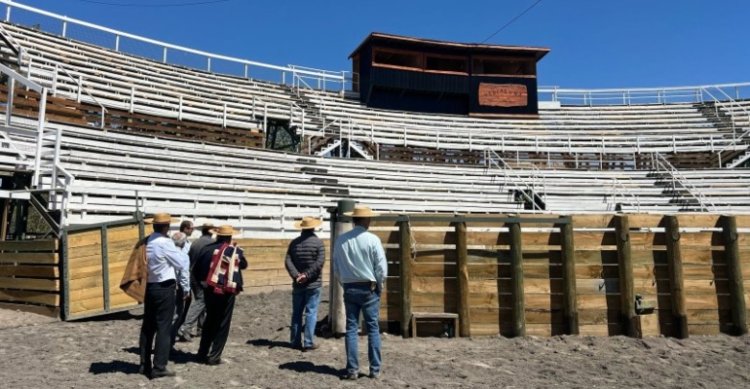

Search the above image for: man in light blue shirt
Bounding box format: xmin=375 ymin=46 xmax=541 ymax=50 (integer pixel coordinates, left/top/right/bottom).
xmin=139 ymin=213 xmax=190 ymax=379
xmin=333 ymin=205 xmax=387 ymax=381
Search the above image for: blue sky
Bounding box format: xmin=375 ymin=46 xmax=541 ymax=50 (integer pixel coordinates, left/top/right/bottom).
xmin=10 ymin=0 xmax=750 ymax=88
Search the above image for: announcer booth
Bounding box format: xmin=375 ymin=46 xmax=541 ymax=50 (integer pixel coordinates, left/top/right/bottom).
xmin=350 ymin=33 xmax=549 ymax=118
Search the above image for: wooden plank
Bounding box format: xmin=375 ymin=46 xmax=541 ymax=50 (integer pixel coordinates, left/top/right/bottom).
xmin=0 ymin=252 xmax=59 ymax=265
xmin=0 ymin=265 xmax=59 ymax=278
xmin=67 ymin=230 xmax=103 ymax=248
xmin=0 ymin=277 xmax=59 ymax=292
xmin=0 ymin=289 xmax=59 ymax=306
xmin=0 ymin=239 xmax=57 ymax=252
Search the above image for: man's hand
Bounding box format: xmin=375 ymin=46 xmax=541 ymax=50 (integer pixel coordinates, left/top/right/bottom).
xmin=296 ymin=273 xmax=308 ymax=284
xmin=183 ymin=291 xmax=191 ymax=301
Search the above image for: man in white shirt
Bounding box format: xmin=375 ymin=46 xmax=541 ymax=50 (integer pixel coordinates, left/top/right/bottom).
xmin=333 ymin=205 xmax=387 ymax=380
xmin=139 ymin=213 xmax=190 ymax=379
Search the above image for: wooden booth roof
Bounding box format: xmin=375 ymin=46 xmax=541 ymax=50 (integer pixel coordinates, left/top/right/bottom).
xmin=349 ymin=32 xmax=550 ymax=61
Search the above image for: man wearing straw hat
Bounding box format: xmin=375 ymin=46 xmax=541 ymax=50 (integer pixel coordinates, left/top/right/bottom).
xmin=333 ymin=205 xmax=387 ymax=380
xmin=139 ymin=213 xmax=190 ymax=379
xmin=285 ymin=216 xmax=326 ymax=351
xmin=193 ymin=224 xmax=247 ymax=365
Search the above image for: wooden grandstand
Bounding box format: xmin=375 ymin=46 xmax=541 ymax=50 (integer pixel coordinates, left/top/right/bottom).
xmin=0 ymin=1 xmax=747 ymax=335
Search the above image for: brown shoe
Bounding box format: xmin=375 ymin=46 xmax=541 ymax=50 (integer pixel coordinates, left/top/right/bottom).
xmin=302 ymin=344 xmax=319 ymax=352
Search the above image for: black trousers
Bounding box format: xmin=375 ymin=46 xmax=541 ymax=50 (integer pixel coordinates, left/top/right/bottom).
xmin=198 ymin=289 xmax=236 ymax=363
xmin=139 ymin=280 xmax=176 ymax=372
xmin=170 ymin=286 xmax=189 ymax=345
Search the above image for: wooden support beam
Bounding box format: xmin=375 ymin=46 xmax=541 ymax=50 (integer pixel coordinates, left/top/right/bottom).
xmin=615 ymin=215 xmax=639 ymax=337
xmin=455 ymin=221 xmax=470 ymax=337
xmin=560 ymin=218 xmax=578 ymax=335
xmin=509 ymin=221 xmax=525 ymax=337
xmin=721 ymin=215 xmax=747 ymax=335
xmin=665 ymin=215 xmax=688 ymax=339
xmin=399 ymin=218 xmax=413 ymax=338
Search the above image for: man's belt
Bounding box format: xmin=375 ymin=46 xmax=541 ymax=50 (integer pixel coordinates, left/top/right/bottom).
xmin=346 ymin=281 xmax=377 ymax=290
xmin=147 ymin=279 xmax=176 ymax=287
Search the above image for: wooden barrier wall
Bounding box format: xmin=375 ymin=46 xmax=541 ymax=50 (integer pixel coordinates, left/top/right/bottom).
xmin=369 ymin=214 xmax=750 ymax=337
xmin=0 ymin=239 xmax=60 ymax=316
xmin=65 ymin=219 xmax=143 ymax=319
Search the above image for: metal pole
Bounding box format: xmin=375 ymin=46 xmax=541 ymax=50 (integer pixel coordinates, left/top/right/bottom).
xmin=5 ymin=77 xmax=14 ymax=126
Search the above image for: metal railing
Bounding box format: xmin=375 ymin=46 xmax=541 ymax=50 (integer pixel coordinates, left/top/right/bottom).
xmin=607 ymin=179 xmax=641 ymax=212
xmin=34 ymin=61 xmax=108 ymax=129
xmin=0 ymin=61 xmax=74 ymax=226
xmin=651 ymin=152 xmax=716 ymax=212
xmin=540 ymin=83 xmax=750 ymax=106
xmin=484 ymin=148 xmax=545 ymax=212
xmin=0 ymin=0 xmax=347 ymax=92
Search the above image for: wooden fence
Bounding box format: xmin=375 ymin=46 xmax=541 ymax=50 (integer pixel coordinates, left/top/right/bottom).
xmin=0 ymin=238 xmax=60 ymax=316
xmin=368 ymin=214 xmax=750 ymax=337
xmin=63 ymin=217 xmax=144 ymax=319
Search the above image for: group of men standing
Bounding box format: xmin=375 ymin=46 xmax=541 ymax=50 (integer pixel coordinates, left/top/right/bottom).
xmin=134 ymin=204 xmax=387 ymax=381
xmin=134 ymin=214 xmax=247 ymax=379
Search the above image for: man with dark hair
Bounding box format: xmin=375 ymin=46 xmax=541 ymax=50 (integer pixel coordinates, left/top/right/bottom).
xmin=193 ymin=224 xmax=247 ymax=365
xmin=139 ymin=213 xmax=190 ymax=379
xmin=171 ymin=220 xmax=194 ymax=346
xmin=285 ymin=216 xmax=325 ymax=351
xmin=333 ymin=206 xmax=387 ymax=380
xmin=178 ymin=223 xmax=216 ymax=341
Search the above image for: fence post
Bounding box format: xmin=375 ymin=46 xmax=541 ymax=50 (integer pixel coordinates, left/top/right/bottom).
xmin=455 ymin=220 xmax=470 ymax=337
xmin=399 ymin=216 xmax=412 ymax=337
xmin=115 ymin=35 xmax=120 ymax=52
xmin=509 ymin=220 xmax=525 ymax=337
xmin=329 ymin=200 xmax=354 ymax=336
xmin=722 ymin=215 xmax=748 ymax=335
xmin=560 ymin=217 xmax=578 ymax=335
xmin=615 ymin=215 xmax=639 ymax=337
xmin=665 ymin=215 xmax=688 ymax=338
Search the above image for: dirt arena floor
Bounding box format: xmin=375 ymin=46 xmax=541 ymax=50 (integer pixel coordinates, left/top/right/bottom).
xmin=1 ymin=289 xmax=749 ymax=388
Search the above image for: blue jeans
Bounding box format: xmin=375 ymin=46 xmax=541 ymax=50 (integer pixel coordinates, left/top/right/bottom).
xmin=343 ymin=283 xmax=381 ymax=375
xmin=290 ymin=287 xmax=321 ymax=348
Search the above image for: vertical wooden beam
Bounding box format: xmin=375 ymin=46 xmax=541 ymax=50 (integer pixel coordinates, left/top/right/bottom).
xmin=509 ymin=221 xmax=525 ymax=337
xmin=0 ymin=199 xmax=9 ymax=241
xmin=455 ymin=221 xmax=470 ymax=337
xmin=100 ymin=226 xmax=110 ymax=312
xmin=560 ymin=218 xmax=579 ymax=335
xmin=615 ymin=215 xmax=639 ymax=337
xmin=722 ymin=215 xmax=747 ymax=335
xmin=399 ymin=218 xmax=413 ymax=338
xmin=665 ymin=215 xmax=688 ymax=338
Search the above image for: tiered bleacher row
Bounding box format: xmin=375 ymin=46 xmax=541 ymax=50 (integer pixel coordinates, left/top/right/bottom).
xmin=0 ymin=20 xmax=747 ymax=239
xmin=2 ymin=22 xmax=748 ymax=169
xmin=1 ymin=116 xmax=747 ymax=239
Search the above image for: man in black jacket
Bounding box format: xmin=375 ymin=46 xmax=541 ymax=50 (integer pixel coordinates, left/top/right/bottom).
xmin=193 ymin=224 xmax=247 ymax=365
xmin=285 ymin=216 xmax=325 ymax=351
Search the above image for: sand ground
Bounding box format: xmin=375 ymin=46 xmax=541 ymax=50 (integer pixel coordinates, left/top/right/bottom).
xmin=1 ymin=290 xmax=749 ymax=388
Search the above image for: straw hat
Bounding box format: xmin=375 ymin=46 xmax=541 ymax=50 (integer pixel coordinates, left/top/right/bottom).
xmin=294 ymin=216 xmax=322 ymax=230
xmin=145 ymin=212 xmax=178 ymax=225
xmin=343 ymin=205 xmax=380 ymax=218
xmin=215 ymin=224 xmax=238 ymax=237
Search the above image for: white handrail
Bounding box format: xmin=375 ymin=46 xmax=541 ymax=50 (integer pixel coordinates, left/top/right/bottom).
xmin=0 ymin=0 xmax=345 ymax=87
xmin=484 ymin=148 xmax=545 ymax=212
xmin=652 ymin=153 xmax=716 ymax=212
